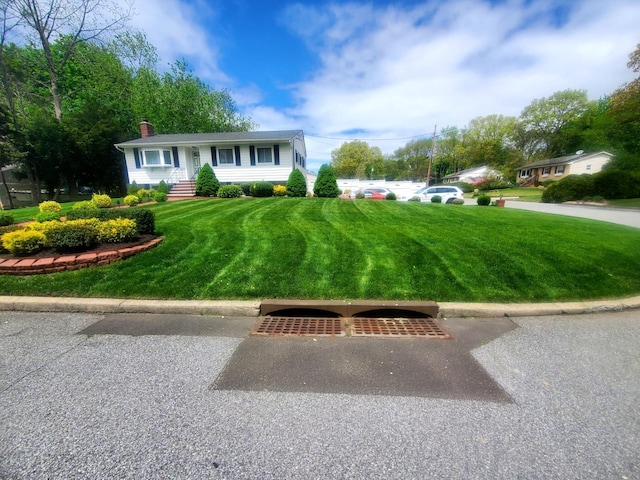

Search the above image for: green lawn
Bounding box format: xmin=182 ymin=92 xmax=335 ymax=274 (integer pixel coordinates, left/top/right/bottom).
xmin=1 ymin=198 xmax=639 ymax=302
xmin=479 ymin=187 xmax=544 ymax=201
xmin=607 ymin=198 xmax=640 ymax=209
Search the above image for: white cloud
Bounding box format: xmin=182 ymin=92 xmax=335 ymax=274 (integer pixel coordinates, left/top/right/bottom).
xmin=279 ymin=0 xmax=638 ymax=165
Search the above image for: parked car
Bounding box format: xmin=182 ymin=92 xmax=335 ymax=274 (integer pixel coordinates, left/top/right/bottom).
xmin=357 ymin=188 xmax=394 ymax=200
xmin=415 ymin=186 xmax=464 ymax=203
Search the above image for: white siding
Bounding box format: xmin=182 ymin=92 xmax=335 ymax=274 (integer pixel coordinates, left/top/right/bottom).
xmin=570 ymin=154 xmax=611 ymax=175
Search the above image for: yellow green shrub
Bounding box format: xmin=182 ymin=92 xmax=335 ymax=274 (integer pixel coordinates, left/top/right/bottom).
xmin=97 ymin=218 xmax=137 ymax=243
xmin=91 ymin=193 xmax=112 ymax=208
xmin=46 ymin=219 xmax=100 ymax=252
xmin=274 ymin=185 xmax=287 ymax=196
xmin=1 ymin=230 xmax=47 ymax=255
xmin=39 ymin=200 xmax=62 ymax=213
xmin=124 ymin=194 xmax=140 ymax=206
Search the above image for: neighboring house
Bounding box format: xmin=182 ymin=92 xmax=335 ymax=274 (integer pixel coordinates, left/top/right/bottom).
xmin=517 ymin=151 xmax=613 ymax=186
xmin=115 ymin=122 xmax=309 ymax=192
xmin=442 ymin=165 xmax=501 ymax=185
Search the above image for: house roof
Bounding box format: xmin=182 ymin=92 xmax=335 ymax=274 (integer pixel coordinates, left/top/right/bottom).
xmin=519 ymin=151 xmax=613 ymax=170
xmin=115 ymin=130 xmax=304 ymax=148
xmin=443 ymin=165 xmax=491 ymax=179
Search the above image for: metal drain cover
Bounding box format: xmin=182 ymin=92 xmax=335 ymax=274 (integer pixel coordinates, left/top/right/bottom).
xmin=252 ymin=317 xmax=451 ymax=339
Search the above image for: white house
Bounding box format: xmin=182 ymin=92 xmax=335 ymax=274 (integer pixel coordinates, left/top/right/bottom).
xmin=442 ymin=165 xmax=502 ymax=184
xmin=517 ymin=151 xmax=613 ymax=186
xmin=115 ymin=122 xmax=309 ymax=191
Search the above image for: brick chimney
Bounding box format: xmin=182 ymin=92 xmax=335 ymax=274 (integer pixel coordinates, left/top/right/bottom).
xmin=139 ymin=120 xmax=155 ymax=138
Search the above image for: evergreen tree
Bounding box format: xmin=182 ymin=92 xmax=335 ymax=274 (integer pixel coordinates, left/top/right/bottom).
xmin=195 ymin=163 xmax=219 ymax=196
xmin=286 ymin=168 xmax=307 ymax=197
xmin=313 ymin=164 xmax=340 ymax=198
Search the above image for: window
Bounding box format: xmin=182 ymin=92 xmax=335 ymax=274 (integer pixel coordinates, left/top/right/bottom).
xmin=542 ymin=167 xmax=551 ymax=176
xmin=555 ymin=165 xmax=565 ymax=175
xmin=257 ymin=147 xmax=272 ymax=163
xmin=142 ymin=149 xmax=172 ymax=166
xmin=520 ymin=169 xmax=531 ymax=178
xmin=218 ymin=148 xmax=234 ymax=165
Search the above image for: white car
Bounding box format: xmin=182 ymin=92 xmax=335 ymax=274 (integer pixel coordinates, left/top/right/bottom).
xmin=415 ymin=186 xmax=464 ymax=204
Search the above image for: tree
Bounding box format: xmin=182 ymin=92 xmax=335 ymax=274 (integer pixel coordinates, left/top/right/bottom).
xmin=387 ymin=138 xmax=431 ymax=181
xmin=286 ymin=168 xmax=307 ymax=197
xmin=330 ymin=140 xmax=384 ymax=178
xmin=195 ymin=163 xmax=219 ymax=197
xmin=313 ymin=164 xmax=339 ymax=198
xmin=131 ymin=60 xmax=254 ymax=135
xmin=9 ymin=0 xmax=131 ymax=121
xmin=516 ymin=89 xmax=590 ymax=160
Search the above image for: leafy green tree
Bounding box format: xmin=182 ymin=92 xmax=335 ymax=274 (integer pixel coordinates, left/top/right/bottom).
xmin=286 ymin=168 xmax=307 ymax=197
xmin=314 ymin=164 xmax=339 ymax=198
xmin=387 ymin=138 xmax=431 ymax=181
xmin=195 ymin=163 xmax=219 ymax=197
xmin=330 ymin=140 xmax=384 ymax=178
xmin=516 ymin=89 xmax=590 ymax=160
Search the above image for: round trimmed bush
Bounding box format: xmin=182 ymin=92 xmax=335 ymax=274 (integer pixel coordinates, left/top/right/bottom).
xmin=35 ymin=211 xmax=61 ymax=222
xmin=408 ymin=196 xmax=421 ymax=202
xmin=355 ymin=191 xmax=365 ymax=199
xmin=97 ymin=218 xmax=137 ymax=243
xmin=218 ymin=185 xmax=243 ymax=198
xmin=250 ymin=181 xmax=274 ymax=197
xmin=451 ymin=198 xmax=465 ymax=205
xmin=47 ymin=219 xmax=100 ymax=253
xmin=124 ymin=195 xmax=140 ymax=206
xmin=91 ymin=193 xmax=112 ymax=208
xmin=195 ymin=163 xmax=220 ymax=196
xmin=386 ymin=192 xmax=397 ymax=200
xmin=1 ymin=230 xmax=47 ymax=256
xmin=39 ymin=201 xmax=62 ymax=213
xmin=0 ymin=213 xmax=15 ymax=226
xmin=431 ymin=195 xmax=442 ymax=203
xmin=153 ymin=192 xmax=167 ymax=202
xmin=476 ymin=195 xmax=491 ymax=206
xmin=313 ymin=164 xmax=340 ymax=198
xmin=72 ymin=200 xmax=98 ymax=212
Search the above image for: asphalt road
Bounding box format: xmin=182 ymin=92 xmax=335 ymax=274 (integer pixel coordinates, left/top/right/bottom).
xmin=1 ymin=310 xmax=639 ymax=479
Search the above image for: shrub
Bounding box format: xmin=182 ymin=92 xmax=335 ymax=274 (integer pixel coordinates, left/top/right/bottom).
xmin=386 ymin=192 xmax=397 ymax=200
xmin=218 ymin=184 xmax=243 ymax=198
xmin=0 ymin=225 xmax=22 ymax=253
xmin=240 ymin=183 xmax=252 ymax=196
xmin=355 ymin=191 xmax=365 ymax=199
xmin=542 ymin=174 xmax=595 ymax=203
xmin=127 ymin=181 xmax=139 ymax=196
xmin=450 ymin=182 xmax=474 ymax=193
xmin=153 ymin=191 xmax=167 ymax=202
xmin=39 ymin=200 xmax=62 ymax=213
xmin=92 ymin=193 xmax=112 ymax=208
xmin=35 ymin=211 xmax=61 ymax=222
xmin=47 ymin=219 xmax=100 ymax=253
xmin=476 ymin=177 xmax=512 ymax=191
xmin=592 ymin=170 xmax=640 ymax=200
xmin=97 ymin=218 xmax=137 ymax=243
xmin=408 ymin=195 xmax=421 ymax=202
xmin=1 ymin=230 xmax=47 ymax=256
xmin=195 ymin=163 xmax=220 ymax=196
xmin=136 ymin=188 xmax=149 ymax=200
xmin=314 ymin=164 xmax=340 ymax=198
xmin=476 ymin=195 xmax=491 ymax=206
xmin=431 ymin=195 xmax=442 ymax=203
xmin=274 ymin=185 xmax=287 ymax=196
xmin=72 ymin=200 xmax=98 ymax=212
xmin=124 ymin=195 xmax=140 ymax=206
xmin=157 ymin=180 xmax=169 ymax=194
xmin=0 ymin=213 xmax=14 ymax=226
xmin=451 ymin=198 xmax=465 ymax=205
xmin=250 ymin=181 xmax=274 ymax=197
xmin=66 ymin=207 xmax=155 ymax=235
xmin=540 ymin=179 xmax=556 ymax=187
xmin=27 ymin=220 xmax=61 ymax=239
xmin=286 ymin=169 xmax=307 ymax=197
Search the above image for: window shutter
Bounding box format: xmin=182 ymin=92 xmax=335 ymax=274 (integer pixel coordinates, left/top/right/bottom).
xmin=172 ymin=147 xmax=180 ymax=167
xmin=273 ymin=145 xmax=280 ymax=165
xmin=133 ymin=148 xmax=141 ymax=169
xmin=234 ymin=146 xmax=241 ymax=166
xmin=211 ymin=146 xmax=217 ymax=166
xmin=250 ymin=146 xmax=256 ymax=166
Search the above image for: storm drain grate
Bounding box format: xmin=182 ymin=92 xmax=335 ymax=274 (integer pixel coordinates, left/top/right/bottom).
xmin=252 ymin=316 xmax=451 ymax=339
xmin=253 ymin=317 xmax=343 ymax=336
xmin=352 ymin=317 xmax=451 ymax=338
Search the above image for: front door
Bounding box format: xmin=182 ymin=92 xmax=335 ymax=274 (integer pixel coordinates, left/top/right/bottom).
xmin=192 ymin=147 xmax=201 ymax=177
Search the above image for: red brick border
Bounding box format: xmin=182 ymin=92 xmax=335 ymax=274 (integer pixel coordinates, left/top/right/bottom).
xmin=0 ymin=236 xmax=164 ymax=275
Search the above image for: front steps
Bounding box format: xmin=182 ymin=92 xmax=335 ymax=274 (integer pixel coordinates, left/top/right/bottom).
xmin=168 ymin=180 xmax=196 ymax=197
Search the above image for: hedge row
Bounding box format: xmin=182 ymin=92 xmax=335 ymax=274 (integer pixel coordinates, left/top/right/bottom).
xmin=542 ymin=170 xmax=640 ymax=203
xmin=66 ymin=207 xmax=155 ymax=235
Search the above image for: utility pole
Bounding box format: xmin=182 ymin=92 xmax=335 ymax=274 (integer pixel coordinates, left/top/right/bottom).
xmin=425 ymin=124 xmax=437 ymax=186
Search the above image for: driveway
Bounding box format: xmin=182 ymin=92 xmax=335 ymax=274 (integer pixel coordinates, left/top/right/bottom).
xmin=1 ymin=310 xmax=639 ymax=479
xmin=505 ymin=200 xmax=640 ymax=229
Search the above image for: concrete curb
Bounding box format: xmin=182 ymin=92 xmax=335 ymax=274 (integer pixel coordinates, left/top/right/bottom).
xmin=0 ymin=295 xmax=639 ymax=318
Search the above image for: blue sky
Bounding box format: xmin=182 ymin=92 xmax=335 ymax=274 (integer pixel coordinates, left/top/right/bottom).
xmin=127 ymin=0 xmax=639 ymax=172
